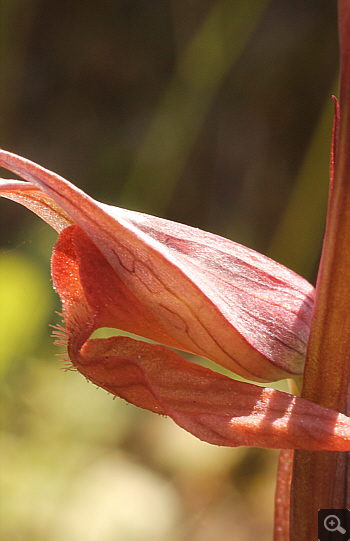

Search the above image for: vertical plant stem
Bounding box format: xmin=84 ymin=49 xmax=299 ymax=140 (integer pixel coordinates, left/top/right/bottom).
xmin=274 ymin=449 xmax=293 ymax=541
xmin=290 ymin=1 xmax=350 ymax=538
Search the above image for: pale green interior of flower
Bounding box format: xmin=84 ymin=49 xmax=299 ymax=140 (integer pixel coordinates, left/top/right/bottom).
xmin=90 ymin=327 xmax=291 ymax=393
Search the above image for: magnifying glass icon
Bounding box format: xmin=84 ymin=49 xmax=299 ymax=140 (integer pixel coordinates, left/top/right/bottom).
xmin=324 ymin=514 xmax=346 ymax=534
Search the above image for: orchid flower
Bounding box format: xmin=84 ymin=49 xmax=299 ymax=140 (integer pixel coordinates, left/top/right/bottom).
xmin=0 ymin=149 xmax=349 ymax=454
xmin=1 ymin=1 xmax=350 ymax=537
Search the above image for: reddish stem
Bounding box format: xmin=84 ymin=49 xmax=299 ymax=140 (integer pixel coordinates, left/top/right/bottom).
xmin=274 ymin=449 xmax=293 ymax=541
xmin=290 ymin=1 xmax=350 ymax=538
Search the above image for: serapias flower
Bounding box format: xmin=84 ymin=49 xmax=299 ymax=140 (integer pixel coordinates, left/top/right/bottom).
xmin=1 ymin=148 xmax=349 ymax=451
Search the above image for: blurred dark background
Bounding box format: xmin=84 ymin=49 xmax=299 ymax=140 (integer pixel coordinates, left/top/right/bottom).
xmin=1 ymin=0 xmax=338 ymax=270
xmin=0 ymin=1 xmax=339 ymax=540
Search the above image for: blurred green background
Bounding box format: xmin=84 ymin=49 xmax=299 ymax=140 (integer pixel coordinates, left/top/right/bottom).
xmin=0 ymin=1 xmax=339 ymax=540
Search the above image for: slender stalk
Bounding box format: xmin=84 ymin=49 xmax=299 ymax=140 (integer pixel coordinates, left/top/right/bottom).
xmin=274 ymin=449 xmax=293 ymax=541
xmin=290 ymin=1 xmax=350 ymax=538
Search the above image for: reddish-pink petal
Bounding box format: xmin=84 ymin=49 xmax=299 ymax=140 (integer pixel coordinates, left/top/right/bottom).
xmin=0 ymin=178 xmax=73 ymax=231
xmin=67 ymin=334 xmax=350 ymax=451
xmin=50 ymin=225 xmax=350 ymax=451
xmin=1 ymin=149 xmax=314 ymax=381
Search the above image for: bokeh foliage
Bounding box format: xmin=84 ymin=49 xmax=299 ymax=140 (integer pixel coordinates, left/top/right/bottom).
xmin=0 ymin=1 xmax=338 ymax=539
